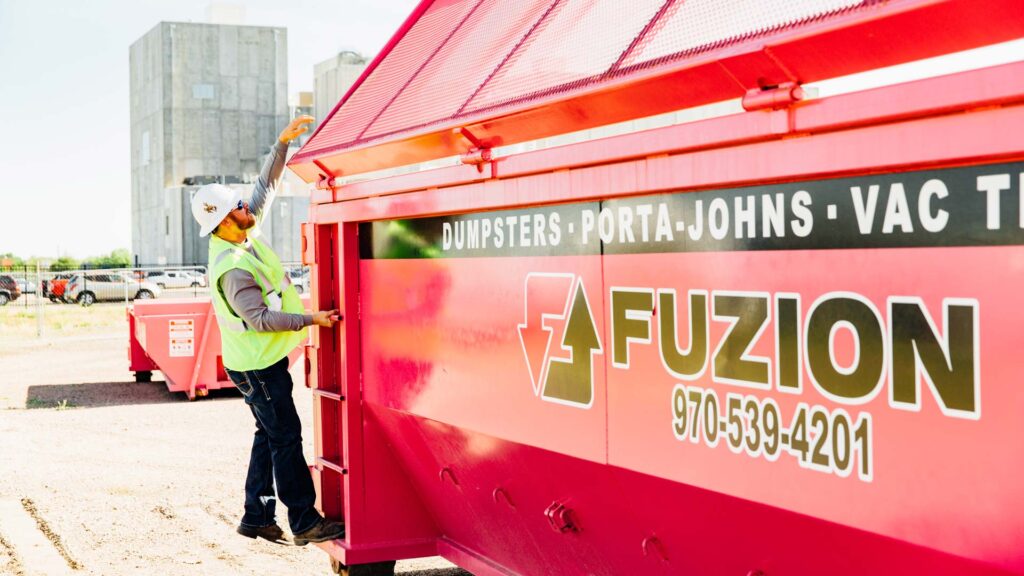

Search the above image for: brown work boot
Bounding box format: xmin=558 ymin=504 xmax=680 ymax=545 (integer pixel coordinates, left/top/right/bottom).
xmin=292 ymin=519 xmax=345 ymax=546
xmin=237 ymin=523 xmax=289 ymax=545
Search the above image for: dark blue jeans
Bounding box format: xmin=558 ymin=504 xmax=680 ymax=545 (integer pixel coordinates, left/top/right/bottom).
xmin=225 ymin=356 xmax=322 ymax=534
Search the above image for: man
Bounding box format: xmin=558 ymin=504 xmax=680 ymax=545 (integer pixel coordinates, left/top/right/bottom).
xmin=189 ymin=115 xmax=343 ymax=546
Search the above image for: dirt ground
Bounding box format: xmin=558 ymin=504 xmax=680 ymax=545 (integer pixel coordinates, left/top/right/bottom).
xmin=0 ymin=304 xmax=469 ymax=576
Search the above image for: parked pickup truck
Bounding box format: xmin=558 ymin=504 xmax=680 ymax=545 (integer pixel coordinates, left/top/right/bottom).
xmin=0 ymin=275 xmax=22 ymax=306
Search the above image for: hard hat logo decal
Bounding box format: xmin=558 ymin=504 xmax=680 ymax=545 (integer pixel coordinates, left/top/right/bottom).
xmin=203 ymin=202 xmax=218 ymax=214
xmin=518 ymin=273 xmax=602 ymax=409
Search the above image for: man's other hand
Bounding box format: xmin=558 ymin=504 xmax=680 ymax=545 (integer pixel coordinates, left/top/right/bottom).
xmin=312 ymin=309 xmax=340 ymax=328
xmin=279 ymin=115 xmax=315 ymax=144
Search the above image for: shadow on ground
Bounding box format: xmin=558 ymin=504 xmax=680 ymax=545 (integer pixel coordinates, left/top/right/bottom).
xmin=402 ymin=569 xmax=472 ymax=576
xmin=24 ymin=381 xmax=241 ymax=409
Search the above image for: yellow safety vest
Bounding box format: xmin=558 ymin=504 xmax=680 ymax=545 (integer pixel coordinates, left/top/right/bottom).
xmin=209 ymin=235 xmax=306 ymax=371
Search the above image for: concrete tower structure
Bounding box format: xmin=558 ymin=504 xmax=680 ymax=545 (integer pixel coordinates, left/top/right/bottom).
xmin=129 ymin=21 xmax=294 ymax=266
xmin=313 ymin=51 xmax=368 ymax=124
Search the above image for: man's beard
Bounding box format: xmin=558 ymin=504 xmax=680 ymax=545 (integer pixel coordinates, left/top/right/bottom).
xmin=231 ymin=211 xmax=256 ymax=230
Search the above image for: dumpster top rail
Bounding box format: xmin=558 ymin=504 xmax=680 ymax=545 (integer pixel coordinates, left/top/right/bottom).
xmin=289 ymin=0 xmax=1024 ymax=182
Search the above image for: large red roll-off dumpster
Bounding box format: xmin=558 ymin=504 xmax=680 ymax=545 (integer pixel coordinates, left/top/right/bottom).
xmin=288 ymin=1 xmax=1024 ymax=574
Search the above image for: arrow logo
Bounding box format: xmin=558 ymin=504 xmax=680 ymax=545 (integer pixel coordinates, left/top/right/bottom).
xmin=518 ymin=273 xmax=575 ymax=395
xmin=518 ymin=273 xmax=603 ymax=409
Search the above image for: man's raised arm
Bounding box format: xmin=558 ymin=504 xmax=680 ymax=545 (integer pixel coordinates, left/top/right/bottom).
xmin=248 ymin=115 xmax=314 ymax=220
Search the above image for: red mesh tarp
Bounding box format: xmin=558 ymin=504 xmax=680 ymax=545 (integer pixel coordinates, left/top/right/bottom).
xmin=299 ymin=0 xmax=481 ymax=154
xmin=291 ymin=0 xmax=1023 ymax=180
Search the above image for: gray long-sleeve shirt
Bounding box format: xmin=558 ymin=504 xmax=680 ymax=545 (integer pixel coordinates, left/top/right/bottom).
xmin=219 ymin=140 xmax=313 ymax=333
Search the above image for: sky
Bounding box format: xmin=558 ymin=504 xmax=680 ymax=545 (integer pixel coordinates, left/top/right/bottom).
xmin=0 ymin=0 xmax=417 ymax=260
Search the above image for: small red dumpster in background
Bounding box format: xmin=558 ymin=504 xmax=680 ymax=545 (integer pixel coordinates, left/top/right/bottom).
xmin=128 ymin=298 xmax=308 ymax=400
xmin=288 ymin=1 xmax=1024 ymax=575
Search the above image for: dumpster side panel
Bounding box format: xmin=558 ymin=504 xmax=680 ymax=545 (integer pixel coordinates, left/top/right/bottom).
xmin=604 ymin=246 xmax=1024 ymax=566
xmin=350 ymin=164 xmax=1024 ymax=572
xmin=363 ymin=407 xmax=1015 ymax=576
xmin=368 ymin=408 xmax=649 ymax=576
xmin=130 ymin=303 xmax=210 ymax=391
xmin=128 ymin=307 xmax=157 ymax=373
xmin=360 ymin=256 xmax=608 ymax=463
xmin=608 ymin=466 xmax=1017 ymax=576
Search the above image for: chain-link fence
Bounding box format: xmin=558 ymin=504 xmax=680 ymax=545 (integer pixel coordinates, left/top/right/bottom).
xmin=0 ymin=262 xmax=309 ymax=337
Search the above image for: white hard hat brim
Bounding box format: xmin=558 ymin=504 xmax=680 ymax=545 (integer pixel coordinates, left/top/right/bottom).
xmin=199 ymin=220 xmax=219 ymax=238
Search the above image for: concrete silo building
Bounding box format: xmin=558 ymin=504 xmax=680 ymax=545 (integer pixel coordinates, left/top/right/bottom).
xmin=129 ymin=21 xmax=306 ymax=266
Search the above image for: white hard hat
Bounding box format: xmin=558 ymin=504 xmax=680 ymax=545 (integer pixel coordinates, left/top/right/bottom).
xmin=191 ymin=183 xmax=242 ymax=237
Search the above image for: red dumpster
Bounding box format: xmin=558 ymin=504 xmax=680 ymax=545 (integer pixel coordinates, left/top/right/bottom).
xmin=128 ymin=298 xmax=308 ymax=400
xmin=289 ymin=1 xmax=1024 ymax=574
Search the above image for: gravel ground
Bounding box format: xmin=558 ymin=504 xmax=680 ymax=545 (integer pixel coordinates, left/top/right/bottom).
xmin=0 ymin=319 xmax=469 ymax=576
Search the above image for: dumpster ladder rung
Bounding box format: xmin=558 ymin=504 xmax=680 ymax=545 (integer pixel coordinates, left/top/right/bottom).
xmin=317 ymin=457 xmax=347 ymax=475
xmin=312 ymin=388 xmax=345 ymax=402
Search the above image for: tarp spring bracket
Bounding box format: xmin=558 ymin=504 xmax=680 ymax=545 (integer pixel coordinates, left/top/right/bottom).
xmin=454 ymin=127 xmax=493 ymax=173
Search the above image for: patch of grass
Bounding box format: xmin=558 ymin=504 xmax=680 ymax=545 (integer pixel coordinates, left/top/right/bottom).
xmin=25 ymin=397 xmax=77 ymax=411
xmin=25 ymin=398 xmax=50 ymax=409
xmin=0 ymin=300 xmax=127 ymax=343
